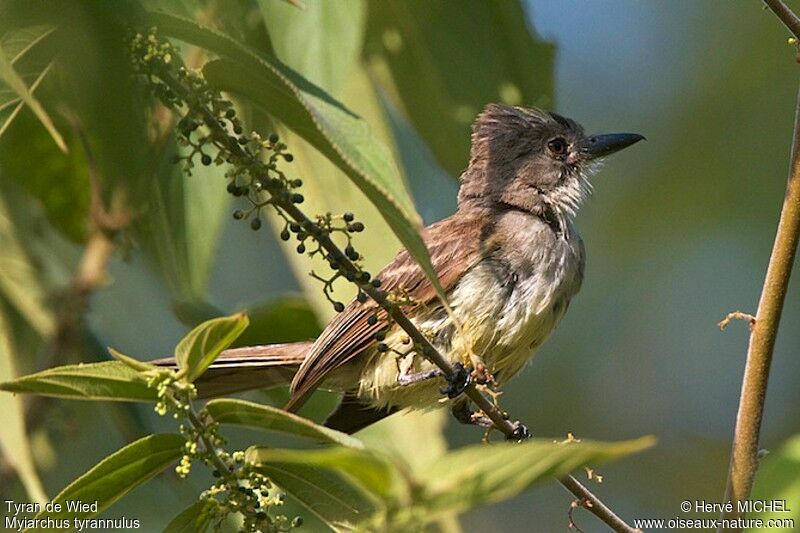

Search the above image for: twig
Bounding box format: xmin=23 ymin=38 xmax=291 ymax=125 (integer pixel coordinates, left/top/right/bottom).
xmin=719 ymin=2 xmax=800 ymax=528
xmin=718 ymin=311 xmax=756 ymax=331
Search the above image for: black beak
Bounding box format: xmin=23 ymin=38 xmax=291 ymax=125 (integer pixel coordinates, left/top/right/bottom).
xmin=581 ymin=133 xmax=645 ymax=160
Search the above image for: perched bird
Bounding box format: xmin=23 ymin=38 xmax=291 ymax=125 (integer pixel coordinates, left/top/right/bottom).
xmin=172 ymin=104 xmax=643 ymax=434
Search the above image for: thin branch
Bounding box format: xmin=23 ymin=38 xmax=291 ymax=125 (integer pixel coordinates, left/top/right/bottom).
xmin=719 ymin=3 xmax=800 ymax=527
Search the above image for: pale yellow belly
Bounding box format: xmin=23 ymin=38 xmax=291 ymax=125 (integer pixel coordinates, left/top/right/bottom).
xmin=356 ymin=252 xmax=580 ymax=410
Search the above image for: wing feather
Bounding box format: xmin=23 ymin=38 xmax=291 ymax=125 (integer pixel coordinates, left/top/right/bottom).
xmin=287 ymin=213 xmax=495 ymax=411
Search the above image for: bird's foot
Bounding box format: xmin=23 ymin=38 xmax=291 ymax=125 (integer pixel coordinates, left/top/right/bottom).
xmin=506 ymin=421 xmax=532 ymax=442
xmin=441 ymin=362 xmax=472 ymax=399
xmin=451 ymin=401 xmax=493 ymax=428
xmin=396 ymin=368 xmax=444 ymax=387
xmin=471 ymin=362 xmax=496 ymax=386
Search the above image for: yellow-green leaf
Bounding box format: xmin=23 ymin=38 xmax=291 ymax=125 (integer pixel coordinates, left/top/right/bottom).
xmin=29 ymin=434 xmax=184 ymax=531
xmin=0 ymin=361 xmax=157 ymax=402
xmin=174 ymin=313 xmax=249 ymax=382
xmin=206 ymin=398 xmax=363 ymax=448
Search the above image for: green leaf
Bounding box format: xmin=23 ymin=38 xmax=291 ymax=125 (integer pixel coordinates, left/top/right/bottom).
xmin=257 ymin=0 xmax=365 ymax=95
xmin=411 ymin=437 xmax=655 ymax=521
xmin=0 ymin=26 xmax=65 ymax=151
xmin=164 ymin=499 xmax=213 ymax=533
xmin=148 ymin=11 xmax=447 ymax=304
xmin=136 ymin=145 xmax=232 ymax=304
xmin=108 ymin=346 xmax=155 ymax=373
xmin=750 ymin=434 xmax=800 ymax=529
xmin=366 ymin=0 xmax=554 ymax=176
xmin=0 ymin=361 xmax=157 ymax=402
xmin=0 ymin=25 xmax=55 ymax=141
xmin=174 ymin=313 xmax=249 ymax=382
xmin=0 ymin=305 xmax=48 ymax=504
xmin=29 ymin=434 xmax=184 ymax=530
xmin=247 ymin=446 xmax=391 ymax=528
xmin=206 ymin=398 xmax=363 ymax=448
xmin=0 ymin=192 xmax=55 ymax=337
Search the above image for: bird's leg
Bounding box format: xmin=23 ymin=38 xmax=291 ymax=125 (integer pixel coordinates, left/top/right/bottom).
xmin=396 ymin=368 xmax=444 ymax=386
xmin=440 ymin=362 xmax=472 ymax=399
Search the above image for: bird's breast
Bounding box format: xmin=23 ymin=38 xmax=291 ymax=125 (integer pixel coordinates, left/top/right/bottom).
xmin=447 ymin=230 xmax=584 ymax=380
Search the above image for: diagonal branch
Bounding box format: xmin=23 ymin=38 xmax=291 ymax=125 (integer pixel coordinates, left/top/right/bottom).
xmin=763 ymin=0 xmax=800 ymax=39
xmin=718 ymin=2 xmax=800 ymax=528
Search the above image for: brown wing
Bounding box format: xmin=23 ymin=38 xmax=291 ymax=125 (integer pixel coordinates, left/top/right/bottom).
xmin=286 ymin=212 xmax=496 ymax=411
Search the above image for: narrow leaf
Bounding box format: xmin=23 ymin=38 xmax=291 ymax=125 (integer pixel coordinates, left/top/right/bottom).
xmin=0 ymin=307 xmax=48 ymax=504
xmin=0 ymin=41 xmax=65 ymax=152
xmin=206 ymin=398 xmax=363 ymax=448
xmin=0 ymin=193 xmax=55 ymax=337
xmin=0 ymin=361 xmax=157 ymax=402
xmin=29 ymin=434 xmax=184 ymax=530
xmin=174 ymin=313 xmax=249 ymax=382
xmin=108 ymin=346 xmax=155 ymax=372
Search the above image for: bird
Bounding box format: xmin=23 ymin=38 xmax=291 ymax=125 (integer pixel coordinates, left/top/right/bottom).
xmin=165 ymin=104 xmax=643 ymax=434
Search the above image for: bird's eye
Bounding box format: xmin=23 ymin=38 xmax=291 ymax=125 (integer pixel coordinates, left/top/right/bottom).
xmin=547 ymin=137 xmax=568 ymax=156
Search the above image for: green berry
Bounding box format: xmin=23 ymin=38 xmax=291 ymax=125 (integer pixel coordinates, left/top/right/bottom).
xmin=297 ymin=243 xmax=306 ymax=254
xmin=377 ymin=343 xmax=388 ymax=352
xmin=333 ymin=301 xmax=345 ymax=312
xmin=233 ymin=210 xmax=245 ymax=220
xmin=250 ymin=218 xmax=262 ymax=231
xmin=291 ymin=193 xmax=304 ymax=204
xmin=280 ymin=229 xmax=290 ymax=241
xmin=269 ymin=133 xmax=279 ymax=144
xmin=343 ymin=212 xmax=354 ymax=222
xmin=371 ymin=278 xmax=382 ymax=288
xmin=367 ymin=315 xmax=378 ymax=326
xmin=283 ymin=153 xmax=294 ymax=162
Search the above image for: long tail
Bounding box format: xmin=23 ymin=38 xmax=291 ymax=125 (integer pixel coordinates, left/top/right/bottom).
xmin=151 ymin=341 xmax=398 ymax=433
xmin=152 ymin=342 xmax=311 ymax=398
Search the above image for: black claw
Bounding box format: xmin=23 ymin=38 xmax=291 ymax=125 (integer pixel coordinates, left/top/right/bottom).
xmin=507 ymin=422 xmax=532 ymax=442
xmin=441 ymin=362 xmax=472 ymax=399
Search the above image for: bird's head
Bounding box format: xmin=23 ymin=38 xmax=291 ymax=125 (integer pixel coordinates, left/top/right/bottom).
xmin=458 ymin=103 xmax=643 ymax=220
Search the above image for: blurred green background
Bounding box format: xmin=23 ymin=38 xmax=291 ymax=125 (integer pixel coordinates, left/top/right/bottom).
xmin=1 ymin=0 xmax=799 ymax=531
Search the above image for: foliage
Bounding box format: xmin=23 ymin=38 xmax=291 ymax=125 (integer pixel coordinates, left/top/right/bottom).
xmin=2 ymin=313 xmax=653 ymax=531
xmin=0 ymin=0 xmax=658 ymax=531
